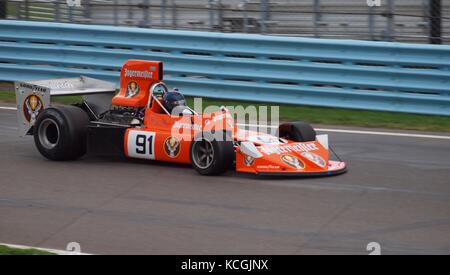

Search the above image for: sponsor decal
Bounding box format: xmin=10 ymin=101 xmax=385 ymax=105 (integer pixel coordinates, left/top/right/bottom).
xmin=260 ymin=142 xmax=319 ymax=156
xmin=172 ymin=121 xmax=202 ymax=131
xmin=244 ymin=155 xmax=254 ymax=166
xmin=21 ymin=80 xmax=73 ymax=91
xmin=23 ymin=94 xmax=44 ymax=125
xmin=164 ymin=136 xmax=181 ymax=158
xmin=126 ymin=81 xmax=140 ymax=98
xmin=281 ymin=154 xmax=305 ymax=170
xmin=124 ymin=69 xmax=153 ymax=79
xmin=256 ymin=165 xmax=280 ymax=170
xmin=301 ymin=152 xmax=326 ymax=168
xmin=328 ymin=161 xmax=346 ymax=170
xmin=19 ymin=83 xmax=47 ymax=93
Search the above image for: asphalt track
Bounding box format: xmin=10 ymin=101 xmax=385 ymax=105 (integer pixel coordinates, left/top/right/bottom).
xmin=1 ymin=108 xmax=450 ymax=255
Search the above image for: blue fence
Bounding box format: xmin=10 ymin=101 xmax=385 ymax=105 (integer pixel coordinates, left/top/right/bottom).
xmin=0 ymin=20 xmax=449 ymax=116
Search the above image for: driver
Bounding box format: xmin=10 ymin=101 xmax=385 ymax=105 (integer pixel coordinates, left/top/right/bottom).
xmin=163 ymin=89 xmax=191 ymax=116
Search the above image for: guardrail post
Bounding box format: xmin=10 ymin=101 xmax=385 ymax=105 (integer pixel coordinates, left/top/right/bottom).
xmin=113 ymin=0 xmax=118 ymax=26
xmin=69 ymin=2 xmax=74 ymax=22
xmin=260 ymin=0 xmax=269 ymax=34
xmin=161 ymin=0 xmax=167 ymax=27
xmin=208 ymin=0 xmax=215 ymax=30
xmin=386 ymin=0 xmax=395 ymax=41
xmin=313 ymin=0 xmax=322 ymax=38
xmin=429 ymin=0 xmax=442 ymax=44
xmin=55 ymin=1 xmax=61 ymax=22
xmin=127 ymin=0 xmax=132 ymax=23
xmin=83 ymin=0 xmax=91 ymax=22
xmin=217 ymin=0 xmax=223 ymax=31
xmin=0 ymin=0 xmax=6 ymax=19
xmin=24 ymin=0 xmax=29 ymax=19
xmin=171 ymin=0 xmax=177 ymax=29
xmin=143 ymin=0 xmax=151 ymax=27
xmin=368 ymin=4 xmax=375 ymax=40
xmin=242 ymin=0 xmax=248 ymax=33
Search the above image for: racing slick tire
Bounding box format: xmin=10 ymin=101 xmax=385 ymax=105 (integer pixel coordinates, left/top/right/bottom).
xmin=34 ymin=105 xmax=90 ymax=161
xmin=278 ymin=122 xmax=316 ymax=142
xmin=190 ymin=131 xmax=234 ymax=176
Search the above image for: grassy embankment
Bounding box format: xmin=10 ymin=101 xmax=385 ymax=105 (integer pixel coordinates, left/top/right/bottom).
xmin=0 ymin=245 xmax=55 ymax=255
xmin=1 ymin=89 xmax=449 ymax=132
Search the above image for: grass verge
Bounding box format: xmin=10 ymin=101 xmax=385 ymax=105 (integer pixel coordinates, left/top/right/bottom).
xmin=186 ymin=97 xmax=450 ymax=133
xmin=0 ymin=245 xmax=55 ymax=255
xmin=1 ymin=90 xmax=449 ymax=132
xmin=7 ymin=2 xmax=19 ymax=18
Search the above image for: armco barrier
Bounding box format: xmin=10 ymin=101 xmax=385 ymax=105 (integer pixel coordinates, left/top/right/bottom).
xmin=0 ymin=20 xmax=449 ymax=115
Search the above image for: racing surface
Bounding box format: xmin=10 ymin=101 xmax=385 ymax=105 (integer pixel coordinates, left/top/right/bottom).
xmin=1 ymin=108 xmax=450 ymax=255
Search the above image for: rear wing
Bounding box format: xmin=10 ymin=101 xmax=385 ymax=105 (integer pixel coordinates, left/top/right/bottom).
xmin=15 ymin=76 xmax=116 ymax=136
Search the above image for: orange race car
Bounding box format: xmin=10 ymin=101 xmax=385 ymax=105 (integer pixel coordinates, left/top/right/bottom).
xmin=14 ymin=60 xmax=346 ymax=176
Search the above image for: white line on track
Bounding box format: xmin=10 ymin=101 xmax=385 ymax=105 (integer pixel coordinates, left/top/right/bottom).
xmin=317 ymin=128 xmax=450 ymax=140
xmin=1 ymin=106 xmax=449 ymax=140
xmin=240 ymin=123 xmax=450 ymax=140
xmin=0 ymin=106 xmax=17 ymax=111
xmin=0 ymin=242 xmax=91 ymax=255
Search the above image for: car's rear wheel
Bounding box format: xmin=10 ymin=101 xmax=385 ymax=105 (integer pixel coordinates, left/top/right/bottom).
xmin=190 ymin=131 xmax=234 ymax=175
xmin=278 ymin=122 xmax=316 ymax=142
xmin=34 ymin=106 xmax=90 ymax=161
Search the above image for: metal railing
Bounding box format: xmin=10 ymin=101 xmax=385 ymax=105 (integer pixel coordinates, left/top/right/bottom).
xmin=0 ymin=20 xmax=449 ymax=115
xmin=1 ymin=0 xmax=449 ymax=44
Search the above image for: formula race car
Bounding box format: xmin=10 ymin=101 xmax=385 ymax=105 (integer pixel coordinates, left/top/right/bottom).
xmin=15 ymin=60 xmax=346 ymax=176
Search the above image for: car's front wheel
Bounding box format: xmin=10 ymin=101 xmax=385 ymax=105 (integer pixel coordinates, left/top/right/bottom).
xmin=190 ymin=131 xmax=234 ymax=176
xmin=34 ymin=106 xmax=90 ymax=161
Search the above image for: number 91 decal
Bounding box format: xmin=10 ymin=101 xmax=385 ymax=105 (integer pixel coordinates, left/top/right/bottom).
xmin=127 ymin=130 xmax=156 ymax=160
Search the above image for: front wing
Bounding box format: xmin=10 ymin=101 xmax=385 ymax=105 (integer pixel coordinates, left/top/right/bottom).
xmin=235 ymin=140 xmax=347 ymax=177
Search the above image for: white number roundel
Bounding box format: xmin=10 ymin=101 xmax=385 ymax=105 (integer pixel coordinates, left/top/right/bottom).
xmin=127 ymin=130 xmax=156 ymax=160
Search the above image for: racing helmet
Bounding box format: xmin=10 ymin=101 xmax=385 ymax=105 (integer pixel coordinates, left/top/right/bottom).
xmin=163 ymin=91 xmax=187 ymax=114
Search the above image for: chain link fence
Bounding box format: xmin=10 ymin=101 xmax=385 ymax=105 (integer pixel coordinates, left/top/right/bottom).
xmin=0 ymin=0 xmax=448 ymax=44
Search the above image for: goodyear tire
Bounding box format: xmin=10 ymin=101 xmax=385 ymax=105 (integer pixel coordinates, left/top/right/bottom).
xmin=190 ymin=131 xmax=234 ymax=176
xmin=34 ymin=106 xmax=90 ymax=161
xmin=278 ymin=122 xmax=316 ymax=142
